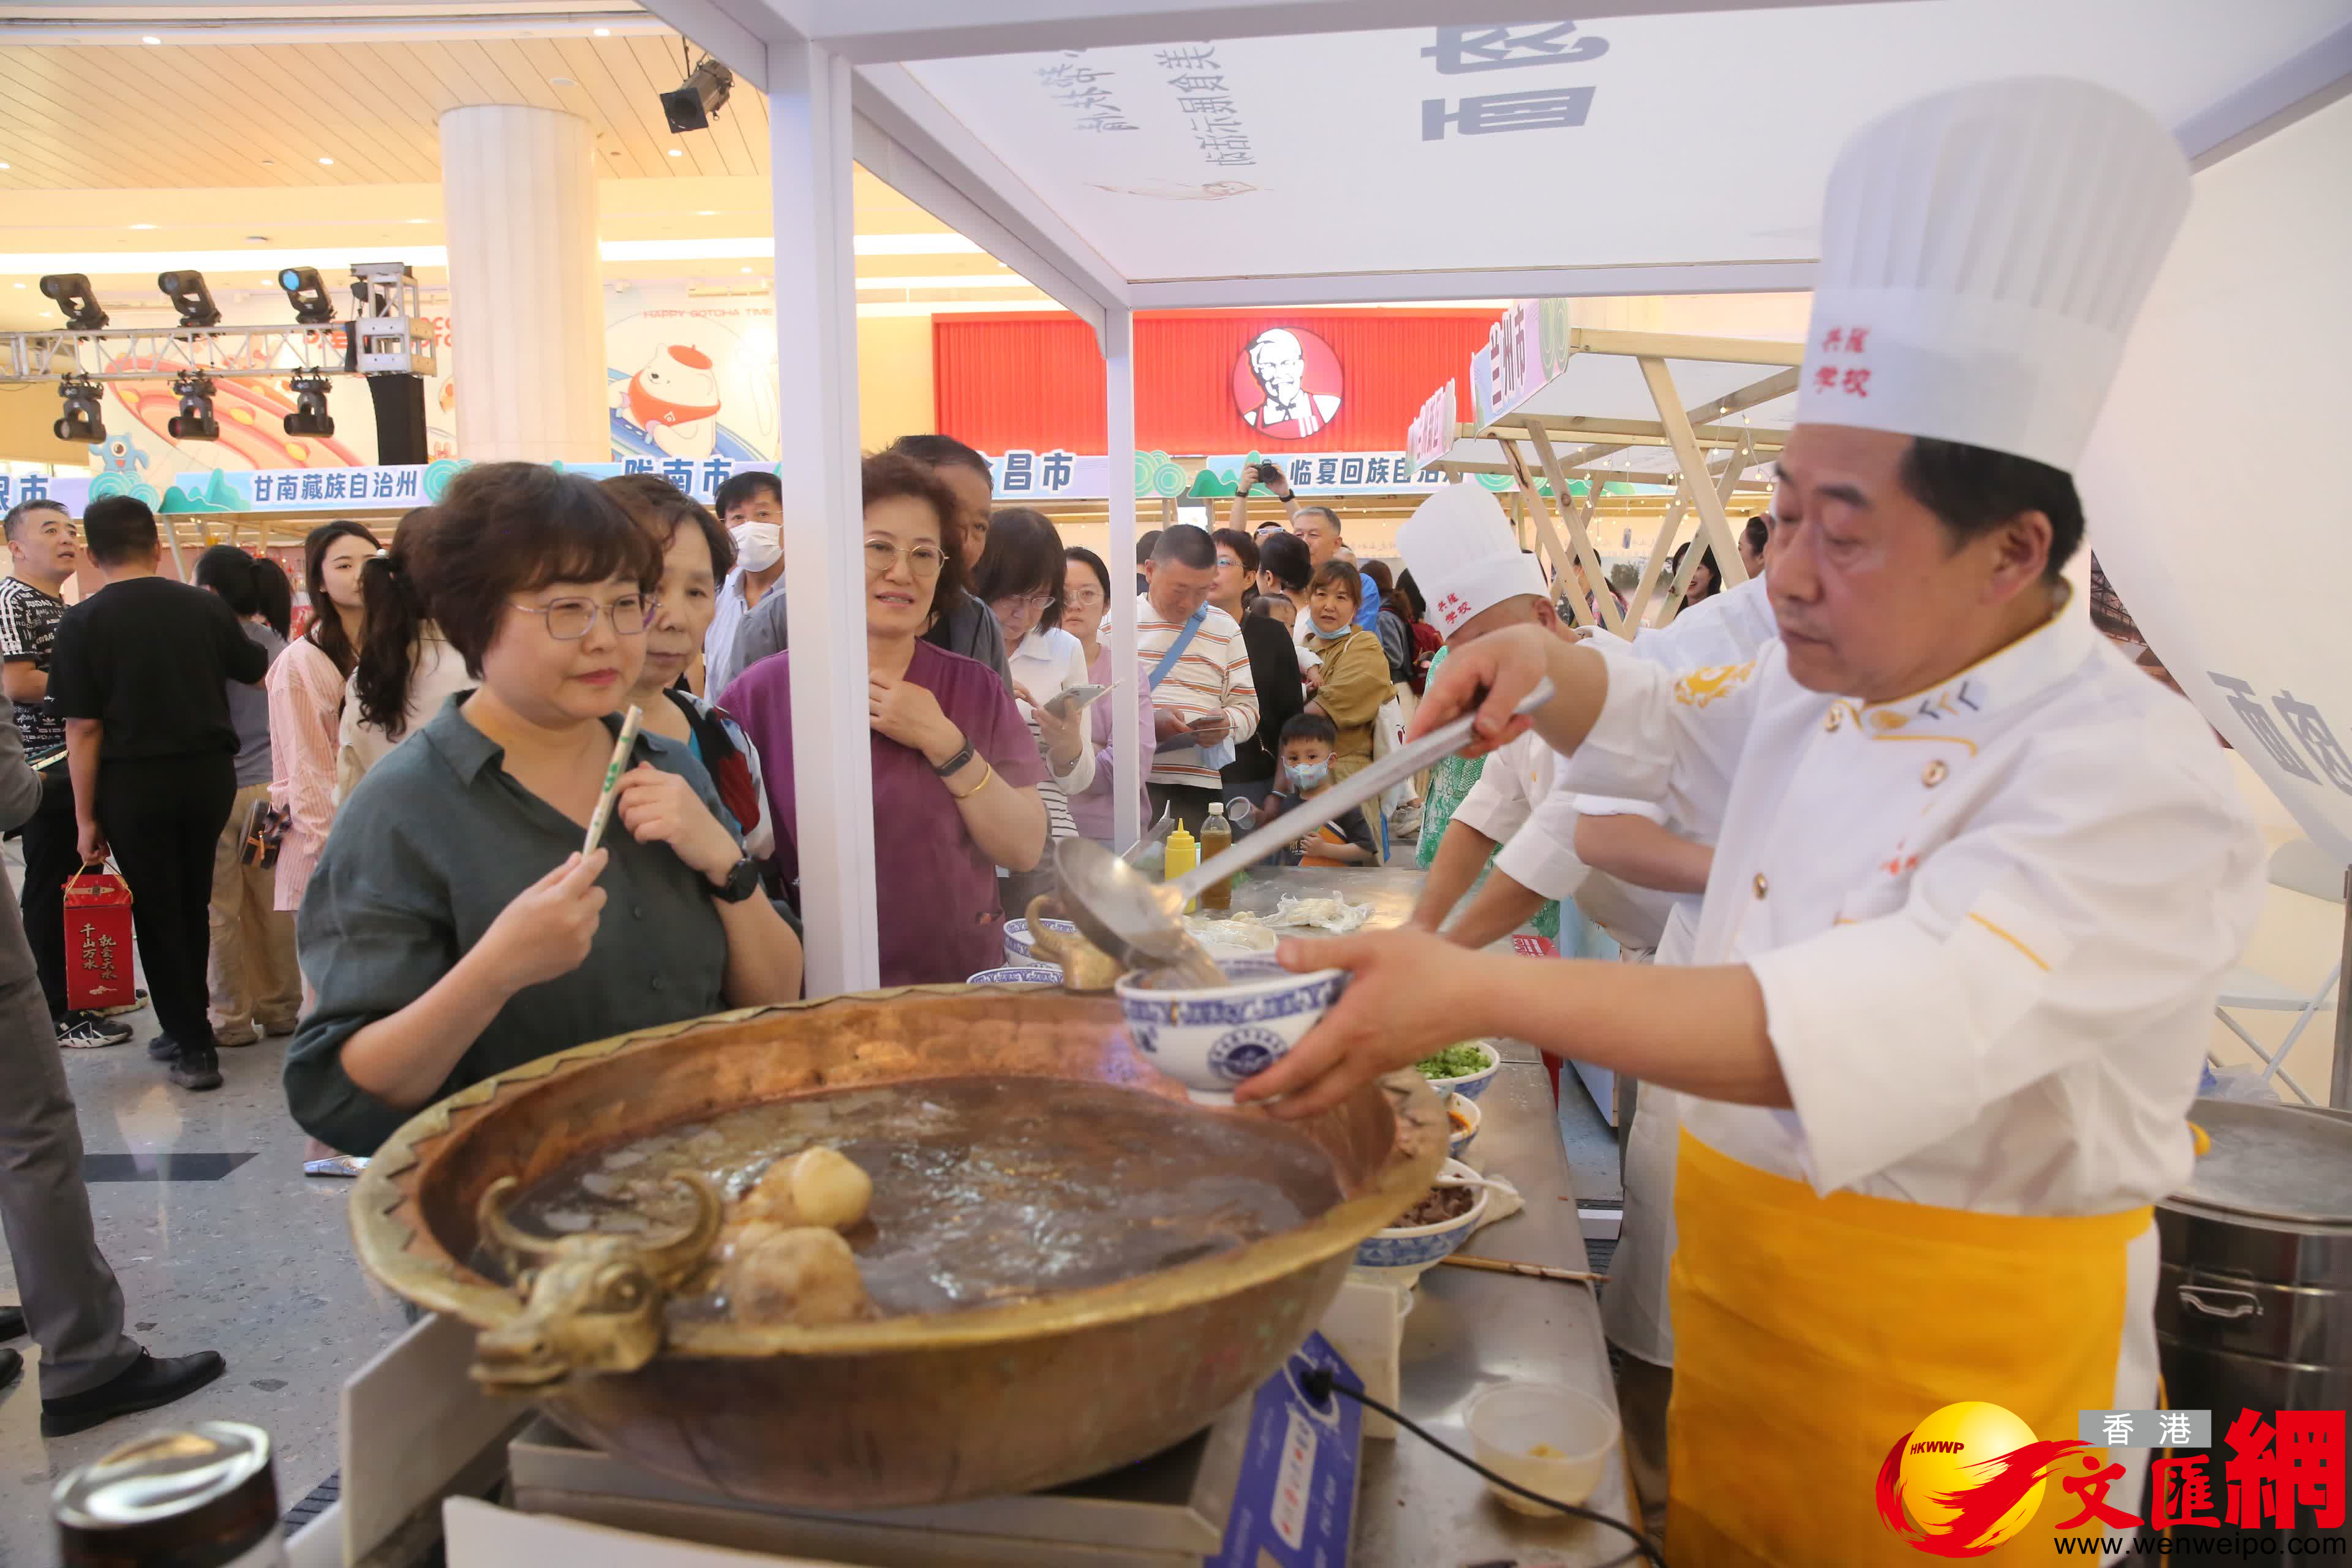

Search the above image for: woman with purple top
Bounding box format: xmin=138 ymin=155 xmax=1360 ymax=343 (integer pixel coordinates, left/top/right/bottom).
xmin=1058 ymin=546 xmax=1153 ymax=851
xmin=723 ymin=454 xmax=1047 ymax=986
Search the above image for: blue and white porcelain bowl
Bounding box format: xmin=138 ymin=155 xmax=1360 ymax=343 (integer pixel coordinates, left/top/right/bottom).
xmin=1353 ymin=1158 xmax=1489 ymax=1278
xmin=1113 ymin=957 xmax=1346 ymax=1106
xmin=1420 ymin=1041 xmax=1502 ymax=1102
xmin=965 ymin=966 xmax=1066 ymax=986
xmin=1001 ymin=916 xmax=1079 ymax=967
xmin=1446 ymin=1092 xmax=1481 ymax=1162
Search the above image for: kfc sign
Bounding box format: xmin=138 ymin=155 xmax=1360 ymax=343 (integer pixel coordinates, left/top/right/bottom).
xmin=1408 ymin=379 xmax=1459 ymax=470
xmin=1234 ymin=327 xmax=1344 ymax=440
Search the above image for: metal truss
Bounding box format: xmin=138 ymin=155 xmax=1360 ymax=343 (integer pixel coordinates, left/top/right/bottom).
xmin=0 ymin=324 xmax=353 ymax=385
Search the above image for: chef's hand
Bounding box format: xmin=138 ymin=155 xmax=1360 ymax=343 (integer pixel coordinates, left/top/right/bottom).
xmin=478 ymin=850 xmax=609 ymax=989
xmin=1234 ymin=929 xmax=1494 ymax=1118
xmin=1408 ymin=622 xmax=1551 ymax=756
xmin=869 ymin=671 xmax=959 ymax=762
xmin=615 ymin=764 xmax=739 ymax=885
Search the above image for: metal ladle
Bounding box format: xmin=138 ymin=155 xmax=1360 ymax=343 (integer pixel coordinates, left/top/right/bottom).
xmin=1056 ymin=678 xmax=1558 ymax=986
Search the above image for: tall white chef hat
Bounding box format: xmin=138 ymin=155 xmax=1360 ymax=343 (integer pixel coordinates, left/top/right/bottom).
xmin=1396 ymin=483 xmax=1547 ymax=639
xmin=1797 ymin=76 xmax=2191 ymax=474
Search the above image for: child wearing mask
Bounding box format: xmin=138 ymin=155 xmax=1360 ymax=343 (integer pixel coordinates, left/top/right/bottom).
xmin=1262 ymin=712 xmax=1376 ymax=867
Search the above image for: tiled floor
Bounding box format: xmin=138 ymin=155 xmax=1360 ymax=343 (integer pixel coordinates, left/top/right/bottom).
xmin=0 ymin=995 xmax=412 ymax=1567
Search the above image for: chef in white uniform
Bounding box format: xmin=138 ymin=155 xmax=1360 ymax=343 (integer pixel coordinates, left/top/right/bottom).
xmin=1578 ymin=526 xmax=1781 ymax=1381
xmin=1395 ymin=486 xmax=1593 ymax=946
xmin=1240 ymin=78 xmax=2265 ymax=1565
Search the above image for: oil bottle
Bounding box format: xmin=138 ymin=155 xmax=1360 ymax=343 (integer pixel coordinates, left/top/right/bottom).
xmin=1197 ymin=802 xmax=1233 ymax=910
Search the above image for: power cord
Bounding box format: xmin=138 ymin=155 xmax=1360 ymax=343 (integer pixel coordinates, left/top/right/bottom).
xmin=1295 ymin=1366 xmax=1667 ymax=1567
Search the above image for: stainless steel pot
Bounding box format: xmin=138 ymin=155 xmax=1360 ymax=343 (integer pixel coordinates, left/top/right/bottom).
xmin=2155 ymin=1099 xmax=2352 ymax=1559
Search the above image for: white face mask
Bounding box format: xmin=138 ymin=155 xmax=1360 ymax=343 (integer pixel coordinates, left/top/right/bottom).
xmin=731 ymin=522 xmax=782 ymax=574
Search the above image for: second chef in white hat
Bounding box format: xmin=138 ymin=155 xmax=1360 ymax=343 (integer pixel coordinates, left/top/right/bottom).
xmin=1238 ymin=77 xmax=2266 ymax=1563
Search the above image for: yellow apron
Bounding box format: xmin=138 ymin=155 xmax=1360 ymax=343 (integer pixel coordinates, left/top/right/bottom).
xmin=1666 ymin=1130 xmax=2150 ymax=1566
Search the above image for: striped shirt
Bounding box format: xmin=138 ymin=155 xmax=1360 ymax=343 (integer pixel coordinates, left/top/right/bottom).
xmin=1136 ymin=596 xmax=1258 ymax=790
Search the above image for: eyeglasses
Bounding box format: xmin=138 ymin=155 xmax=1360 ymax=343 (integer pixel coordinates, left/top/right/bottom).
xmin=993 ymin=589 xmax=1057 ymax=613
xmin=865 ymin=537 xmax=945 ymax=578
xmin=510 ymin=594 xmax=654 ymax=639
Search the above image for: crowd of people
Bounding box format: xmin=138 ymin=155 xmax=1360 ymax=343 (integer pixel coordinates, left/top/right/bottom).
xmin=0 ymin=443 xmax=1758 ymax=1433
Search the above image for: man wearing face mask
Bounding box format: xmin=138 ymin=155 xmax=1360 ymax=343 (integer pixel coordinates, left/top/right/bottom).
xmin=705 ymin=471 xmax=785 ymax=699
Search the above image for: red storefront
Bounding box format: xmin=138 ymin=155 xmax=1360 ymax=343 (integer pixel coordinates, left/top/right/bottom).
xmin=932 ymin=309 xmax=1496 ymax=456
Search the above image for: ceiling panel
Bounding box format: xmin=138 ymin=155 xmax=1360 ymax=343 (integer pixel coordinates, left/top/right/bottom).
xmin=0 ymin=31 xmax=766 ymax=192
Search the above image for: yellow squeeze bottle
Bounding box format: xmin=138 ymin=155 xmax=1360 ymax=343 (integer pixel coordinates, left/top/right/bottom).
xmin=1164 ymin=826 xmax=1199 ymax=914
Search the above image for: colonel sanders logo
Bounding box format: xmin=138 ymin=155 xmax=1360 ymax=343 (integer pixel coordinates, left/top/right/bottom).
xmin=1234 ymin=328 xmax=1343 ymax=440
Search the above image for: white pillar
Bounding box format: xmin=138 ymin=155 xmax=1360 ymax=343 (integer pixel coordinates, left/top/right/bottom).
xmin=1102 ymin=311 xmax=1142 ymax=850
xmin=438 ymin=105 xmax=606 ymax=463
xmin=769 ymin=39 xmax=879 ymax=995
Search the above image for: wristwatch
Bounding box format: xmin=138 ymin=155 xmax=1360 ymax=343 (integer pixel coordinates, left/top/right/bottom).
xmin=712 ymin=858 xmax=763 ymax=903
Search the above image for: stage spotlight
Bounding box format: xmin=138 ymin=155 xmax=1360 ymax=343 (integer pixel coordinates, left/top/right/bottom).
xmin=284 ymin=372 xmax=335 ymax=439
xmin=157 ymin=270 xmax=221 ymax=328
xmin=39 ymin=274 xmax=108 ymax=331
xmin=167 ymin=371 xmax=219 ymax=440
xmin=277 ymin=266 xmax=335 ymax=325
xmin=661 ymin=56 xmax=733 ymax=132
xmin=53 ymin=376 xmax=105 ymax=443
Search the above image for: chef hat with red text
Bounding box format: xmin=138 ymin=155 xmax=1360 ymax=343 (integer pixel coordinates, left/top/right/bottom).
xmin=1797 ymin=77 xmax=2191 ymax=474
xmin=1396 ymin=483 xmax=1547 ymax=641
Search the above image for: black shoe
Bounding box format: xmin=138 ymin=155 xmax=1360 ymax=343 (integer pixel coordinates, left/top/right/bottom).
xmin=0 ymin=1304 xmax=23 ymax=1340
xmin=146 ymin=1035 xmax=179 ymax=1061
xmin=0 ymin=1348 xmax=20 ymax=1394
xmin=167 ymin=1049 xmax=222 ymax=1091
xmin=56 ymin=1012 xmax=132 ymax=1049
xmin=40 ymin=1349 xmax=225 ymax=1438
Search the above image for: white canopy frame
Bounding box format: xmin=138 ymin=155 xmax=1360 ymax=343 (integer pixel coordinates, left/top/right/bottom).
xmin=1421 ymin=323 xmax=1797 ymax=635
xmin=632 ymin=0 xmax=2351 ymax=994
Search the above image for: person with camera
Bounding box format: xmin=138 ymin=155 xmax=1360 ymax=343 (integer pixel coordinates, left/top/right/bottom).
xmin=1226 ymin=459 xmax=1302 ymax=535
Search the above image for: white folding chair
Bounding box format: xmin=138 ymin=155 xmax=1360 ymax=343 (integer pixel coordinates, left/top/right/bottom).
xmin=2211 ymin=838 xmax=2343 ymax=1107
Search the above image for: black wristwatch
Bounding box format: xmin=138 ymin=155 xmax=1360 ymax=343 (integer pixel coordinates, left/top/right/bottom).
xmin=712 ymin=858 xmax=763 ymax=903
xmin=931 ymin=738 xmax=976 ymax=777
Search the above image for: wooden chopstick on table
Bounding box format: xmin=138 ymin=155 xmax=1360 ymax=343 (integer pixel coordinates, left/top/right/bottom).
xmin=1439 ymin=1253 xmax=1605 ymax=1284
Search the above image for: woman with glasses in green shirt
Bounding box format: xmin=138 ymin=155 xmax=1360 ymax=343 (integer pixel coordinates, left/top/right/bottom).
xmin=284 ymin=463 xmax=803 ymax=1157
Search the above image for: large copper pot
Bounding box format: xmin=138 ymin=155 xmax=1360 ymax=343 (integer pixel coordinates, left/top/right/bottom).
xmin=350 ymin=985 xmax=1441 ymax=1508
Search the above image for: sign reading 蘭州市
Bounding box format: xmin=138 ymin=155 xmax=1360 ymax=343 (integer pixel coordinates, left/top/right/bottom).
xmin=2076 ymin=96 xmax=2352 ymax=862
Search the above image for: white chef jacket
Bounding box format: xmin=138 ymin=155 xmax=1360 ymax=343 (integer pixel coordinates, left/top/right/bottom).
xmin=1448 ymin=729 xmax=1587 ymax=902
xmin=1561 ymin=601 xmax=2265 ymax=1213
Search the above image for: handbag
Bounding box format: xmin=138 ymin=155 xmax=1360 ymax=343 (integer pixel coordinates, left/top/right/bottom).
xmin=63 ymin=863 xmax=138 ymax=1014
xmin=240 ymin=797 xmax=288 ymax=869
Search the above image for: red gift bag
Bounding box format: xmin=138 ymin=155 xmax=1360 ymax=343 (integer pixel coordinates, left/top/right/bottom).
xmin=64 ymin=864 xmax=137 ymax=1014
